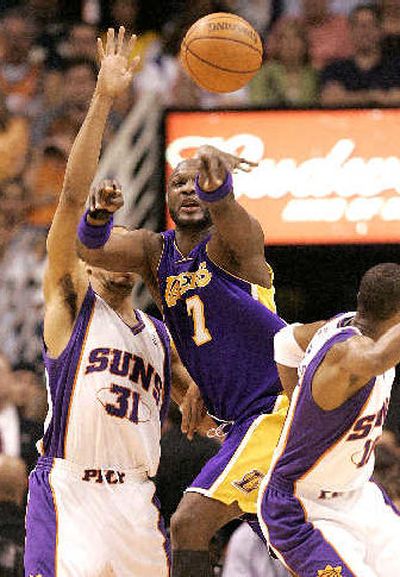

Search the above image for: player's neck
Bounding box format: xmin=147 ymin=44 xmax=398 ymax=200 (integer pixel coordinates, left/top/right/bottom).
xmin=174 ymin=226 xmax=213 ymax=256
xmin=352 ymin=314 xmax=394 ymax=340
xmin=97 ymin=290 xmax=139 ymax=327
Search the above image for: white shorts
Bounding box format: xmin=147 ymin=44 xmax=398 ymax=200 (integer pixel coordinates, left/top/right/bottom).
xmin=259 ymin=478 xmax=400 ymax=577
xmin=25 ymin=457 xmax=170 ymax=577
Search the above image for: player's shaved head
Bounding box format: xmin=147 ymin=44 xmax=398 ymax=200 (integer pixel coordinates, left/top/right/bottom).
xmin=168 ymin=158 xmax=201 ymax=187
xmin=357 ymin=263 xmax=400 ymax=321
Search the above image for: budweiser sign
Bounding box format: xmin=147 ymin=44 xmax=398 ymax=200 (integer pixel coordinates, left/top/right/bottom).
xmin=165 ymin=109 xmax=400 ymax=244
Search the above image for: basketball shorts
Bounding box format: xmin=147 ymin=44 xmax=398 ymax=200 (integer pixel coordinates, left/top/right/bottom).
xmin=25 ymin=456 xmax=170 ymax=577
xmin=187 ymin=394 xmax=289 ymax=514
xmin=258 ymin=476 xmax=400 ymax=577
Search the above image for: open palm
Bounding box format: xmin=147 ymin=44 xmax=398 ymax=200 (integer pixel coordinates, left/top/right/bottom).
xmin=96 ymin=26 xmax=140 ymax=99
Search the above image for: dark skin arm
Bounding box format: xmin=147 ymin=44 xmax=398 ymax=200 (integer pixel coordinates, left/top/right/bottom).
xmin=290 ymin=320 xmax=400 ymax=410
xmin=195 ymin=146 xmax=271 ymax=288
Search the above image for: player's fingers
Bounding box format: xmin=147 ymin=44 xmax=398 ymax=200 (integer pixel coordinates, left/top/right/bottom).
xmin=106 ymin=28 xmax=115 ymax=55
xmin=117 ymin=25 xmax=125 ymax=54
xmin=187 ymin=402 xmax=199 ymax=440
xmin=128 ymin=55 xmax=141 ymax=74
xmin=125 ymin=34 xmax=138 ymax=60
xmin=180 ymin=401 xmax=189 ymax=433
xmin=97 ymin=37 xmax=105 ymax=61
xmin=239 ymin=158 xmax=258 ymax=171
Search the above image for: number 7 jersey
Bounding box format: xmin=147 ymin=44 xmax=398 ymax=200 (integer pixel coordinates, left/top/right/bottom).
xmin=157 ymin=230 xmax=286 ymax=422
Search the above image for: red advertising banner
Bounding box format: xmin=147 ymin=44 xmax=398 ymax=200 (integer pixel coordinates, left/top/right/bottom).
xmin=164 ymin=109 xmax=400 ymax=244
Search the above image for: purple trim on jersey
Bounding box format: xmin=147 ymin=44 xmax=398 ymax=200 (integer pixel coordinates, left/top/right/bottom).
xmin=372 ymin=479 xmax=400 ymax=516
xmin=158 ymin=230 xmax=285 ymax=422
xmin=152 ymin=492 xmax=171 ymax=573
xmin=271 ymin=328 xmax=375 ymax=483
xmin=189 ymin=411 xmax=275 ymax=491
xmin=148 ymin=315 xmax=171 ymax=425
xmin=25 ymin=457 xmax=57 ymax=577
xmin=129 ymin=309 xmax=146 ymax=335
xmin=42 ymin=286 xmax=96 ymax=458
xmin=260 ymin=485 xmax=357 ymax=577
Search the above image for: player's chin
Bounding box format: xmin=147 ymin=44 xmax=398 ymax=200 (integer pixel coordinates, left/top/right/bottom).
xmin=108 ymin=274 xmax=136 ymax=289
xmin=175 ymin=208 xmax=211 ymax=227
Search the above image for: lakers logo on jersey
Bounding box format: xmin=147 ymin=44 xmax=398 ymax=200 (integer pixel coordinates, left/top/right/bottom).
xmin=317 ymin=565 xmax=343 ymax=576
xmin=232 ymin=469 xmax=264 ymax=494
xmin=165 ymin=262 xmax=212 ymax=307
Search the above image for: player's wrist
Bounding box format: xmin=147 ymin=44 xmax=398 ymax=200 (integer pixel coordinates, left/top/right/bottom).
xmin=78 ymin=209 xmax=114 ymax=248
xmin=195 ymin=171 xmax=233 ymax=203
xmin=87 ymin=208 xmax=114 ymax=225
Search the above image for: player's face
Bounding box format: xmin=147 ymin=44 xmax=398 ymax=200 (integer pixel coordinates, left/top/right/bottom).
xmin=89 ymin=266 xmax=138 ymax=296
xmin=167 ymin=160 xmax=212 ymax=230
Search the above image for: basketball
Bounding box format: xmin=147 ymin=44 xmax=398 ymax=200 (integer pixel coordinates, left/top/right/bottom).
xmin=180 ymin=12 xmax=263 ymax=93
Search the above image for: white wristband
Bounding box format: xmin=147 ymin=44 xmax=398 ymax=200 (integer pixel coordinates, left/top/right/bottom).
xmin=274 ymin=323 xmax=305 ymax=368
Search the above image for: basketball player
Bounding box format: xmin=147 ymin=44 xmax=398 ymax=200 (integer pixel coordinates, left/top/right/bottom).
xmin=76 ymin=28 xmax=288 ymax=577
xmin=258 ymin=263 xmax=400 ymax=577
xmin=24 ymin=29 xmax=186 ymax=577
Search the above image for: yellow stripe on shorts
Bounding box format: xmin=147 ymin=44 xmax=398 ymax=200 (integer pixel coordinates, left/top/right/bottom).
xmin=207 ymin=394 xmax=289 ymax=514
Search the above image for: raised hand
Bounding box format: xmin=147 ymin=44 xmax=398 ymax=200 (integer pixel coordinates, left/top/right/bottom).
xmin=96 ymin=26 xmax=140 ymax=99
xmin=194 ymin=145 xmax=258 ymax=192
xmin=89 ymin=179 xmax=124 ymax=215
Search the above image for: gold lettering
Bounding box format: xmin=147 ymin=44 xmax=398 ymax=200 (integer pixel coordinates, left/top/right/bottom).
xmin=165 ymin=262 xmax=212 ymax=307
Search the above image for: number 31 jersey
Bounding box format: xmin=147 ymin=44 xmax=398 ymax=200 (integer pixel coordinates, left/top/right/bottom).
xmin=41 ymin=286 xmax=171 ymax=477
xmin=157 ymin=229 xmax=285 ymax=423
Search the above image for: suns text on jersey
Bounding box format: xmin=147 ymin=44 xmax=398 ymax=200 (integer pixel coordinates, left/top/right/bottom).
xmin=85 ymin=348 xmax=163 ymax=405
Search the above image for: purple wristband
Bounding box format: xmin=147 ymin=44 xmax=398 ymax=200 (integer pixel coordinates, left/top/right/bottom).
xmin=77 ymin=209 xmax=114 ymax=249
xmin=194 ymin=171 xmax=233 ymax=203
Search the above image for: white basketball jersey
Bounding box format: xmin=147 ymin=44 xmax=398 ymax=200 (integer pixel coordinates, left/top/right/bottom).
xmin=270 ymin=313 xmax=394 ymax=495
xmin=41 ymin=286 xmax=171 ymax=477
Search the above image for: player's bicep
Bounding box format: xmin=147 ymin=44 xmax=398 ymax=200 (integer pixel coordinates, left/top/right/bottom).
xmin=46 ymin=198 xmax=85 ymax=275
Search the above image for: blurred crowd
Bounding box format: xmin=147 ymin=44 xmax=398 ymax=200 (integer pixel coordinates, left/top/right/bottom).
xmin=2 ymin=0 xmax=400 ymax=370
xmin=0 ymin=0 xmax=400 ymax=575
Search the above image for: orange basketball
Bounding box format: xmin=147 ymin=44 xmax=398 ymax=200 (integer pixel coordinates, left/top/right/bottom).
xmin=180 ymin=12 xmax=263 ymax=93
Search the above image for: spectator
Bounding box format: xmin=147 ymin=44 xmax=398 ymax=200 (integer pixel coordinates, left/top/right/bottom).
xmin=0 ymin=10 xmax=42 ymax=115
xmin=57 ymin=22 xmax=99 ymax=63
xmin=107 ymin=0 xmax=159 ymax=69
xmin=320 ymin=3 xmax=400 ymax=106
xmin=0 ymin=230 xmax=46 ymax=371
xmin=379 ymin=0 xmax=400 ymax=61
xmin=31 ymin=57 xmax=97 ymax=146
xmin=136 ymin=12 xmax=250 ymax=109
xmin=249 ymin=18 xmax=318 ymax=106
xmin=0 ymin=95 xmax=29 ymax=183
xmin=0 ymin=455 xmax=26 ymax=577
xmin=222 ymin=522 xmax=290 ymax=577
xmin=284 ymin=0 xmax=360 ymax=17
xmin=0 ymin=352 xmax=43 ymax=473
xmin=24 ymin=137 xmax=71 ymax=227
xmin=224 ymin=0 xmax=274 ymax=34
xmin=271 ymin=0 xmax=353 ymax=70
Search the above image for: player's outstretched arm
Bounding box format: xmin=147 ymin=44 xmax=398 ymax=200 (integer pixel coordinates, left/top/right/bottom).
xmin=194 ymin=145 xmax=269 ymax=286
xmin=44 ymin=27 xmax=141 ymax=357
xmin=313 ymin=321 xmax=400 ymax=409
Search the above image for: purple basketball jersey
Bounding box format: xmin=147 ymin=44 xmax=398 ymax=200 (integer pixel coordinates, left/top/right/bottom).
xmin=157 ymin=230 xmax=286 ymax=422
